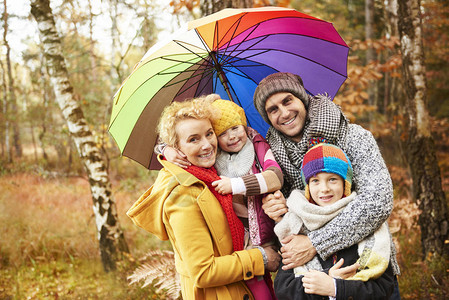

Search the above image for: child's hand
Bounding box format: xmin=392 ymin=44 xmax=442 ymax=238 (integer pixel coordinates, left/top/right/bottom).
xmin=164 ymin=146 xmax=190 ymax=168
xmin=329 ymin=258 xmax=359 ymax=279
xmin=302 ymin=270 xmax=335 ymax=296
xmin=212 ymin=176 xmax=232 ymax=195
xmin=262 ymin=190 xmax=287 ymax=222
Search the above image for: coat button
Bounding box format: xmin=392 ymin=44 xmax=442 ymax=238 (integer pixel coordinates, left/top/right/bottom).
xmin=243 ymin=294 xmax=249 ymax=300
xmin=246 ymin=271 xmax=252 ymax=277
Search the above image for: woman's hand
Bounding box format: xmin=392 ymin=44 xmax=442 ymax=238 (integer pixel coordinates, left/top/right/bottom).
xmin=302 ymin=270 xmax=335 ymax=296
xmin=263 ymin=245 xmax=281 ymax=272
xmin=164 ymin=146 xmax=191 ymax=168
xmin=261 ymin=190 xmax=288 ymax=222
xmin=280 ymin=234 xmax=317 ymax=270
xmin=329 ymin=258 xmax=360 ymax=279
xmin=211 ymin=176 xmax=232 ymax=195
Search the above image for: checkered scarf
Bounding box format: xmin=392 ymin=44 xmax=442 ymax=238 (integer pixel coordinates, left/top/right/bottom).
xmin=266 ymin=94 xmax=349 ymax=196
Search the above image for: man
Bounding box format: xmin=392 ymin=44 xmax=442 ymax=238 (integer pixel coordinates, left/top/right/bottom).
xmin=253 ymin=72 xmax=400 ymax=299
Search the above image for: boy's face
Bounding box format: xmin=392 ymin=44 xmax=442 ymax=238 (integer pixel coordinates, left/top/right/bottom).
xmin=265 ymin=92 xmax=307 ymax=142
xmin=309 ymin=172 xmax=344 ymax=206
xmin=217 ymin=125 xmax=248 ymax=153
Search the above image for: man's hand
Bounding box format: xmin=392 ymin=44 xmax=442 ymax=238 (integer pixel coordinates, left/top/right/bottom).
xmin=302 ymin=270 xmax=335 ymax=296
xmin=164 ymin=146 xmax=191 ymax=168
xmin=261 ymin=190 xmax=288 ymax=222
xmin=212 ymin=176 xmax=232 ymax=195
xmin=329 ymin=258 xmax=360 ymax=279
xmin=263 ymin=245 xmax=281 ymax=272
xmin=280 ymin=234 xmax=317 ymax=270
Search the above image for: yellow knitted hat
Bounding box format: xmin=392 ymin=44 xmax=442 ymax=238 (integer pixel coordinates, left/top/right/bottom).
xmin=211 ymin=99 xmax=247 ymax=136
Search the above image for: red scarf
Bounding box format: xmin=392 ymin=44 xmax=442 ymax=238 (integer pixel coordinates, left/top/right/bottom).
xmin=185 ymin=165 xmax=244 ymax=252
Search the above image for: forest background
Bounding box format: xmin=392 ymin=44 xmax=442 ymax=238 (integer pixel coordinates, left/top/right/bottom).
xmin=1 ymin=0 xmax=448 ymax=299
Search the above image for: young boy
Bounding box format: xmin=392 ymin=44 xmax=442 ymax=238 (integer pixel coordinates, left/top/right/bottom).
xmin=274 ymin=142 xmax=394 ymax=300
xmin=161 ymin=95 xmax=283 ymax=300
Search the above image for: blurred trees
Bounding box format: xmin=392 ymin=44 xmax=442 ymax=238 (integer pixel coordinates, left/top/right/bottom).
xmin=1 ymin=0 xmax=22 ymax=161
xmin=0 ymin=0 xmax=448 ymax=275
xmin=30 ymin=0 xmax=129 ymax=272
xmin=200 ymin=0 xmax=253 ymax=15
xmin=294 ymin=0 xmax=449 ymax=260
xmin=397 ymin=0 xmax=448 ymax=259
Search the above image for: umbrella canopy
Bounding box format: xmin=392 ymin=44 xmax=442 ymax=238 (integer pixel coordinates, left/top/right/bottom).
xmin=109 ymin=6 xmax=349 ymax=169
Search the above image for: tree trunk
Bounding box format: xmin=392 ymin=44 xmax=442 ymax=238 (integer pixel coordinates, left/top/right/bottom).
xmin=30 ymin=0 xmax=129 ymax=272
xmin=87 ymin=0 xmax=97 ymax=83
xmin=365 ymin=0 xmax=376 ymax=125
xmin=385 ymin=0 xmax=399 ymax=37
xmin=38 ymin=51 xmax=50 ymax=162
xmin=201 ymin=0 xmax=253 ymax=15
xmin=0 ymin=59 xmax=10 ymax=161
xmin=3 ymin=0 xmax=22 ymax=159
xmin=383 ymin=0 xmax=399 ymax=118
xmin=365 ymin=0 xmax=375 ymax=63
xmin=397 ymin=0 xmax=449 ymax=259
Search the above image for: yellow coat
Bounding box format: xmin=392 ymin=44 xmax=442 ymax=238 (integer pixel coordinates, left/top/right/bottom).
xmin=127 ymin=157 xmax=265 ymax=300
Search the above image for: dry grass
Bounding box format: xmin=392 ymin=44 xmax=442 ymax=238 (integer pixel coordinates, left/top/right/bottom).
xmin=0 ymin=164 xmax=448 ymax=299
xmin=0 ymin=171 xmax=171 ymax=299
xmin=0 ymin=174 xmax=97 ymax=266
xmin=387 ymin=165 xmax=449 ymax=299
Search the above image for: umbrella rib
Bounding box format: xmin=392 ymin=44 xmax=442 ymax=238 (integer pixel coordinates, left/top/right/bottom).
xmin=211 ymin=13 xmax=245 ymax=53
xmin=171 ymin=39 xmax=211 ymax=60
xmin=163 ymin=66 xmax=215 ymax=89
xmin=219 ymin=43 xmax=348 ymax=78
xmin=219 ymin=16 xmax=264 ymax=59
xmin=177 ymin=69 xmax=216 ymax=97
xmin=212 ymin=13 xmax=268 ymax=68
xmin=216 ymin=15 xmax=348 ymax=51
xmin=158 ymin=55 xmax=208 ymax=68
xmin=217 ymin=15 xmax=246 ymax=56
xmin=216 ymin=34 xmax=270 ymax=67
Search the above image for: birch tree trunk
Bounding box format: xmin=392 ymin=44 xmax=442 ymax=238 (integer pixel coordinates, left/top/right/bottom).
xmin=397 ymin=0 xmax=449 ymax=259
xmin=30 ymin=0 xmax=129 ymax=272
xmin=201 ymin=0 xmax=253 ymax=16
xmin=384 ymin=0 xmax=400 ymax=118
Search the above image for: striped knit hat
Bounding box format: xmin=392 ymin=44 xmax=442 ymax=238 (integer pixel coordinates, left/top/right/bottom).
xmin=211 ymin=99 xmax=247 ymax=136
xmin=300 ymin=143 xmax=353 ymax=201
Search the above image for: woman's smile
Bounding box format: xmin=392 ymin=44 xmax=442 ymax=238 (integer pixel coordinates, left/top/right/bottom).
xmin=175 ymin=118 xmax=217 ymax=168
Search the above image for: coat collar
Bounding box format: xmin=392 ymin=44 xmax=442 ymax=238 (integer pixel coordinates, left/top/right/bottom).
xmin=158 ymin=154 xmax=205 ymax=187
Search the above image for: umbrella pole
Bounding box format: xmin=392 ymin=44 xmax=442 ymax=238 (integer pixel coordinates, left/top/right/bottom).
xmin=210 ymin=51 xmax=234 ymax=103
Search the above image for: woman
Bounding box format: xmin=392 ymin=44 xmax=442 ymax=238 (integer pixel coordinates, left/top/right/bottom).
xmin=127 ymin=95 xmax=280 ymax=300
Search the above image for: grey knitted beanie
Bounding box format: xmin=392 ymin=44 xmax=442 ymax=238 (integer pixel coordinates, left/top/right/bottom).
xmin=253 ymin=72 xmax=310 ymax=124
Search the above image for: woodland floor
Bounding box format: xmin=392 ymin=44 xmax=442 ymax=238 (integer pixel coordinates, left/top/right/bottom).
xmin=0 ymin=169 xmax=448 ymax=299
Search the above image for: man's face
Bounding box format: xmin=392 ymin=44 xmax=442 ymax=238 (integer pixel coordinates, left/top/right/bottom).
xmin=265 ymin=92 xmax=307 ymax=142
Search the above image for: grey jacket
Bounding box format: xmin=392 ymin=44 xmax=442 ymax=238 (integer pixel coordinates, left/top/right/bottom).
xmin=266 ymin=97 xmax=400 ymax=275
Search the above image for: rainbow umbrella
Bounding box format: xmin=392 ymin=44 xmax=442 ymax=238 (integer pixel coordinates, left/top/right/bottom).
xmin=109 ymin=6 xmax=349 ymax=169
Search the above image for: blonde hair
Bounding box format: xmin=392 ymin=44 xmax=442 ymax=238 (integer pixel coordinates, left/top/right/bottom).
xmin=157 ymin=94 xmax=220 ymax=147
